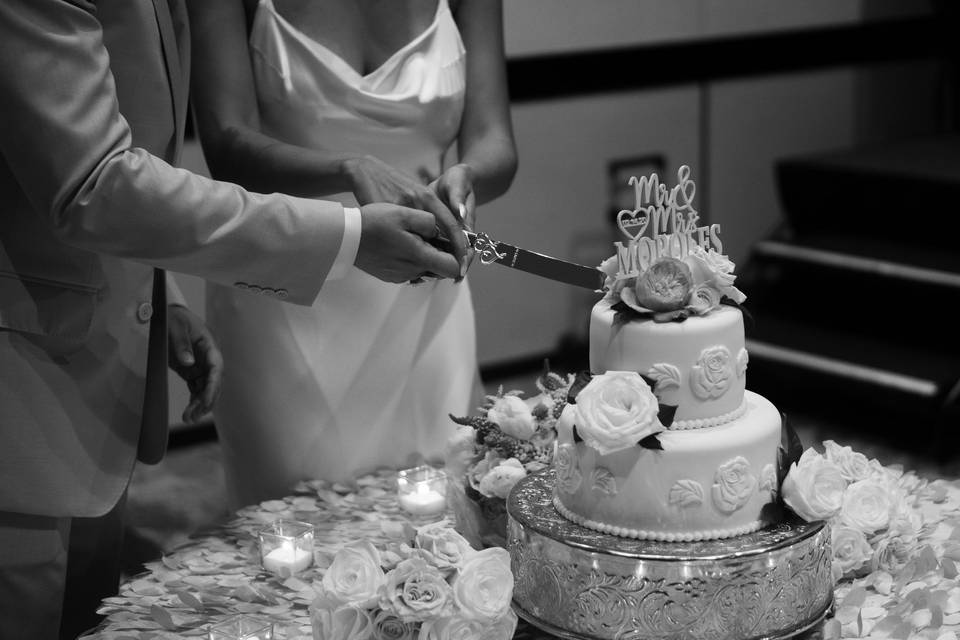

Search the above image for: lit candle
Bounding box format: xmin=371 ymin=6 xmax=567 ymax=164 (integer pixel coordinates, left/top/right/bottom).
xmin=261 ymin=539 xmax=313 ymax=576
xmin=396 ymin=465 xmax=448 ymax=520
xmin=399 ymin=483 xmax=447 ymax=517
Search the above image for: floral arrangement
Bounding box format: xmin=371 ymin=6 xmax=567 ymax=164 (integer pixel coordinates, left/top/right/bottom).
xmin=781 ymin=440 xmax=927 ymax=584
xmin=599 ymin=245 xmax=746 ymax=324
xmin=445 ymin=369 xmax=574 ymax=546
xmin=310 ymin=522 xmax=517 ymax=640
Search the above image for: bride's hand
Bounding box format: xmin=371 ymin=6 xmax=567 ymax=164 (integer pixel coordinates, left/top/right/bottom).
xmin=344 ymin=155 xmax=467 ymax=273
xmin=431 ymin=164 xmax=476 ymax=273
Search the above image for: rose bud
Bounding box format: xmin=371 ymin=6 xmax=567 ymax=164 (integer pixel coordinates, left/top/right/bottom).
xmin=633 ymin=257 xmax=693 ymax=311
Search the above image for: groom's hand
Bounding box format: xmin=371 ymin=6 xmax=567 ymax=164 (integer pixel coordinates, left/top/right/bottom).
xmin=167 ymin=304 xmax=223 ymax=424
xmin=355 ymin=203 xmax=462 ymax=282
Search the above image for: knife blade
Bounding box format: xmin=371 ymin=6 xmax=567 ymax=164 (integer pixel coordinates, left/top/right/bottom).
xmin=433 ymin=230 xmax=604 ymax=291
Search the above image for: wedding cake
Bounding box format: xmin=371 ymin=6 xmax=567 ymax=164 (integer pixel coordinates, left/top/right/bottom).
xmin=551 ymin=165 xmax=784 ymax=541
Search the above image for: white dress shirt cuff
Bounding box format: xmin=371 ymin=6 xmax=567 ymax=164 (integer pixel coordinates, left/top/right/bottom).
xmin=328 ymin=206 xmax=362 ymax=281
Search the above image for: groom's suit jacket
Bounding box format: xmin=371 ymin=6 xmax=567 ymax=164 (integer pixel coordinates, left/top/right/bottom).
xmin=0 ymin=0 xmax=348 ymax=518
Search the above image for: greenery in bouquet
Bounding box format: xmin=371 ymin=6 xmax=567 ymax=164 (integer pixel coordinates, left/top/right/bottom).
xmin=310 ymin=522 xmax=517 ymax=640
xmin=445 ymin=369 xmax=574 ymax=522
xmin=780 ymin=440 xmax=930 ymax=584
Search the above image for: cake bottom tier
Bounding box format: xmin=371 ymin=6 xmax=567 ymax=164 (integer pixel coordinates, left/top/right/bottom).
xmin=509 ymin=472 xmax=833 ymax=640
xmin=554 ymin=391 xmax=782 ymax=541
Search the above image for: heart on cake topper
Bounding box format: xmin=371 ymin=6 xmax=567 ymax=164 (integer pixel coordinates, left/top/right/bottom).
xmin=617 ymin=208 xmax=650 ymax=241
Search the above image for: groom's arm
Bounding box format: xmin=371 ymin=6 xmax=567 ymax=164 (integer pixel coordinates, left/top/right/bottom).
xmin=0 ymin=0 xmax=346 ymax=305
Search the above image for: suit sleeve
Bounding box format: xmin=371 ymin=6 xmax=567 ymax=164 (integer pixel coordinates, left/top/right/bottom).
xmin=0 ymin=0 xmax=344 ymax=306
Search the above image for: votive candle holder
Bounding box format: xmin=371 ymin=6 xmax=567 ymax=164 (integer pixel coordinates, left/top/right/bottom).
xmin=208 ymin=615 xmax=273 ymax=640
xmin=396 ymin=465 xmax=448 ymax=521
xmin=257 ymin=519 xmax=314 ymax=577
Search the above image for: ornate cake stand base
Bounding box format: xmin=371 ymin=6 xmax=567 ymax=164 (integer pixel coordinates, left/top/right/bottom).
xmin=507 ymin=472 xmax=834 ymax=640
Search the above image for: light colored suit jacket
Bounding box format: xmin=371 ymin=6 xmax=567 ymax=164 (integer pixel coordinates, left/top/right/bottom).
xmin=0 ymin=0 xmax=348 ymax=518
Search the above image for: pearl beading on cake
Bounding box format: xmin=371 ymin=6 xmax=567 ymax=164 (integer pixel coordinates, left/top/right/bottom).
xmin=553 ymin=495 xmax=764 ymax=542
xmin=668 ymin=398 xmax=748 ymax=431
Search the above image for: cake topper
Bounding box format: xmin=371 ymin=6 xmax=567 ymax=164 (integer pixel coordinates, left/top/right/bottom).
xmin=615 ymin=165 xmax=723 ymax=277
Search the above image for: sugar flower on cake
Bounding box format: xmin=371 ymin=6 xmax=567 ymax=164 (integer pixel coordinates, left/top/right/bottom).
xmin=781 ymin=448 xmax=847 ymax=522
xmin=690 ymin=346 xmax=734 ymax=400
xmin=711 ymin=456 xmax=758 ymax=514
xmin=573 ymin=371 xmax=663 ymax=456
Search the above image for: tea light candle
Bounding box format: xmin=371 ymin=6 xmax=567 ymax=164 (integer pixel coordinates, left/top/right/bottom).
xmin=262 ymin=539 xmax=313 ymax=575
xmin=399 ymin=483 xmax=447 ymax=516
xmin=257 ymin=519 xmax=314 ymax=577
xmin=396 ymin=465 xmax=448 ymax=520
xmin=208 ymin=614 xmax=273 ymax=640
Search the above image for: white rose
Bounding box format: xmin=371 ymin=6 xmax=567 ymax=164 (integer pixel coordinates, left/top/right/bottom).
xmin=573 ymin=371 xmax=662 ymax=456
xmin=781 ymin=448 xmax=847 ymax=522
xmin=839 ymin=478 xmax=892 ymax=534
xmin=311 ymin=599 xmax=374 ymax=640
xmin=380 ymin=557 xmax=454 ymax=623
xmin=830 ymin=526 xmax=873 ymax=580
xmin=414 ymin=523 xmax=475 ymax=572
xmin=418 ymin=609 xmax=518 ymax=640
xmin=478 ymin=458 xmax=526 ymax=499
xmin=444 ymin=426 xmax=477 ymax=476
xmin=486 ymin=396 xmax=537 ymax=441
xmin=871 ymin=515 xmax=919 ymax=574
xmin=451 ymin=547 xmax=513 ymax=621
xmin=822 ymin=440 xmax=871 ymax=482
xmin=372 ymin=609 xmax=419 ymax=640
xmin=467 ymin=452 xmax=501 ymax=493
xmin=683 ymin=246 xmax=746 ymax=304
xmin=322 ymin=540 xmax=386 ymax=608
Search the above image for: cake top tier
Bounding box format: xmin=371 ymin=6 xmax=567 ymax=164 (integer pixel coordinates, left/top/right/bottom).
xmin=601 ymin=165 xmax=745 ymax=323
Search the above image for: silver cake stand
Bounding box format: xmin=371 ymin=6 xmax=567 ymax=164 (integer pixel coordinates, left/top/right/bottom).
xmin=507 ymin=471 xmax=833 ymax=640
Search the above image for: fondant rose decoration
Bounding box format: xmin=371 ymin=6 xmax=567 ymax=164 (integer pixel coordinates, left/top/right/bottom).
xmin=781 ymin=449 xmax=847 ymax=522
xmin=321 ymin=540 xmax=385 ymax=608
xmin=380 ymin=557 xmax=454 ymax=622
xmin=414 ymin=523 xmax=475 ymax=573
xmin=573 ymin=371 xmax=663 ymax=456
xmin=830 ymin=526 xmax=873 ymax=581
xmin=451 ymin=547 xmax=514 ymax=621
xmin=420 ymin=609 xmax=518 ymax=640
xmin=478 ymin=458 xmax=527 ymax=499
xmin=822 ymin=440 xmax=871 ymax=483
xmin=839 ymin=478 xmax=892 ymax=534
xmin=486 ymin=395 xmax=537 ymax=440
xmin=621 ymin=257 xmax=692 ymax=312
xmin=311 ymin=599 xmax=374 ymax=640
xmin=554 ymin=443 xmax=582 ymax=493
xmin=711 ymin=456 xmax=757 ymax=514
xmin=683 ymin=245 xmax=746 ymax=304
xmin=690 ymin=346 xmax=733 ymax=399
xmin=371 ymin=609 xmax=419 ymax=640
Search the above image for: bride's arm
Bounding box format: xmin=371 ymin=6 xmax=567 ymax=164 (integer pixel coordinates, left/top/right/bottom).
xmin=185 ymin=0 xmax=353 ymax=198
xmin=442 ymin=0 xmax=518 ymax=229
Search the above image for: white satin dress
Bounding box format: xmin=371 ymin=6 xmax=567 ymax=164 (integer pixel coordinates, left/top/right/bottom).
xmin=208 ymin=0 xmax=478 ymax=507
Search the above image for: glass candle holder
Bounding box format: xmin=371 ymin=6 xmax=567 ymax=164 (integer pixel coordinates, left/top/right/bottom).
xmin=257 ymin=519 xmax=314 ymax=577
xmin=208 ymin=615 xmax=273 ymax=640
xmin=396 ymin=465 xmax=448 ymax=521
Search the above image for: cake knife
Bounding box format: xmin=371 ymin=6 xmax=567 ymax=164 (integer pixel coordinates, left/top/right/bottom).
xmin=433 ymin=230 xmax=605 ymax=290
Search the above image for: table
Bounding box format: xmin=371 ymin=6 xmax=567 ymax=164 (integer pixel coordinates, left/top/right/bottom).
xmin=81 ymin=468 xmax=960 ymax=640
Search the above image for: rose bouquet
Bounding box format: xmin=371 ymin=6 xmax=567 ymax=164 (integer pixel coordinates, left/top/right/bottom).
xmin=781 ymin=440 xmax=926 ymax=584
xmin=445 ymin=369 xmax=574 ymax=547
xmin=311 ymin=523 xmax=517 ymax=640
xmin=600 ymin=245 xmax=746 ymax=324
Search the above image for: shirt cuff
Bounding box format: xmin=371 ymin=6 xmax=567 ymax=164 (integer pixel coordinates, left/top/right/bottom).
xmin=327 ymin=206 xmax=362 ymax=281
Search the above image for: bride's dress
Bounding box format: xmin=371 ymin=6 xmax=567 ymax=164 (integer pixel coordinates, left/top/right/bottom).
xmin=208 ymin=0 xmax=477 ymax=507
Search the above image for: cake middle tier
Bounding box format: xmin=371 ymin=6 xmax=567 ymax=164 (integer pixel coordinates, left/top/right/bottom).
xmin=554 ymin=390 xmax=782 ymax=542
xmin=590 ymin=299 xmax=748 ymax=427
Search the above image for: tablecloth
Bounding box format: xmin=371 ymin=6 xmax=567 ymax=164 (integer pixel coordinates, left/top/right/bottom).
xmin=81 ymin=468 xmax=960 ymax=640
